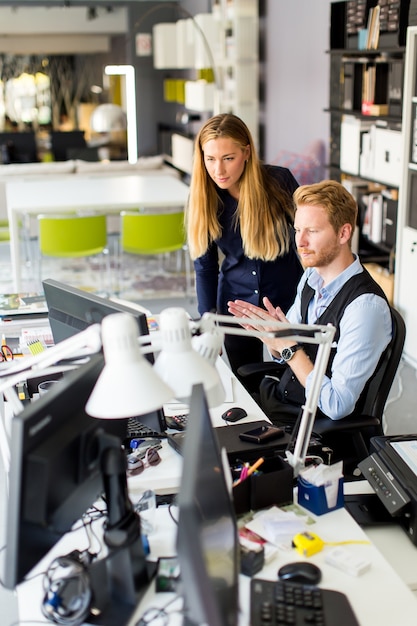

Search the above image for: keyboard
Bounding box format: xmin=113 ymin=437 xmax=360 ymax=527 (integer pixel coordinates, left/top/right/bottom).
xmin=164 ymin=414 xmax=188 ymax=430
xmin=250 ymin=579 xmax=360 ymax=626
xmin=125 ymin=417 xmax=164 ymax=442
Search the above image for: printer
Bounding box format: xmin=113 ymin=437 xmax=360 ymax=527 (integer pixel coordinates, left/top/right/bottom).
xmin=358 ymin=435 xmax=417 ymax=545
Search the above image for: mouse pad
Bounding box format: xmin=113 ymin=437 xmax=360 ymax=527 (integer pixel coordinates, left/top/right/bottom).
xmin=167 ymin=420 xmax=291 ymax=462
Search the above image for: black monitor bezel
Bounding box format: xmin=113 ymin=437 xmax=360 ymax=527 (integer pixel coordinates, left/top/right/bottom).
xmin=42 ymin=279 xmax=151 ymax=359
xmin=3 ymin=353 xmax=128 ymax=590
xmin=176 ymin=384 xmax=239 ymax=626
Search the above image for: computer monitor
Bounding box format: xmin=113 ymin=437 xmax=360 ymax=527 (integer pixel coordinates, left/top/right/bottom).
xmin=42 ymin=278 xmax=166 ymax=433
xmin=42 ymin=279 xmax=150 ymax=351
xmin=3 ymin=354 xmax=128 ymax=589
xmin=176 ymin=384 xmax=240 ymax=626
xmin=50 ymin=130 xmax=87 ymax=161
xmin=0 ymin=131 xmax=38 ymax=163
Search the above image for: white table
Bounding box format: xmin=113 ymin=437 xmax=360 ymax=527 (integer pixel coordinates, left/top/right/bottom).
xmin=12 ymin=356 xmax=417 ymax=625
xmin=6 ymin=174 xmax=190 ymax=291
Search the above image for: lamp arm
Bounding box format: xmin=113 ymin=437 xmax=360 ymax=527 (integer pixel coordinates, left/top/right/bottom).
xmin=199 ymin=311 xmax=336 ymax=475
xmin=133 ymin=3 xmax=221 ymax=91
xmin=286 ymin=339 xmax=333 ymax=476
xmin=0 ymin=324 xmax=102 ymax=394
xmin=199 ymin=312 xmax=335 ymax=345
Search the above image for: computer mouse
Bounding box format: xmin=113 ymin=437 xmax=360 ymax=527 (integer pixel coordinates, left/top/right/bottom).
xmin=278 ymin=561 xmax=322 ymax=585
xmin=221 ymin=407 xmax=248 ymax=422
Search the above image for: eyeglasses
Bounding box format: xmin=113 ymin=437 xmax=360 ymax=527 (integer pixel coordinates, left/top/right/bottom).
xmin=127 ymin=446 xmax=161 ymax=477
xmin=0 ymin=344 xmax=13 ymax=362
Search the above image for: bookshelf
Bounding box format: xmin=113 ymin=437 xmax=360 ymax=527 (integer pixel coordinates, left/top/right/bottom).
xmin=393 ymin=25 xmax=417 ymax=366
xmin=327 ymin=0 xmax=417 ymax=279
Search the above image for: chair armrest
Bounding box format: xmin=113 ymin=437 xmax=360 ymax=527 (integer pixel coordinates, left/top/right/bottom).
xmin=313 ymin=414 xmax=381 ymax=436
xmin=237 ymin=361 xmax=284 ymax=378
xmin=237 ymin=361 xmax=285 ymax=394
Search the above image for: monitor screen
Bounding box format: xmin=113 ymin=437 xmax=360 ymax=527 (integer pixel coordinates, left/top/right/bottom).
xmin=176 ymin=384 xmax=239 ymax=626
xmin=3 ymin=353 xmax=128 ymax=589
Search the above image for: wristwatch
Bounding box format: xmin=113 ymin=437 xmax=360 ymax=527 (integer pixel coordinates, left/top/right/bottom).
xmin=280 ymin=344 xmax=303 ymax=363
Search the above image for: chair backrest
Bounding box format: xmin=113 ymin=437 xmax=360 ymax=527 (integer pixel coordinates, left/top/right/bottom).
xmin=353 ymin=305 xmax=406 ymax=419
xmin=121 ymin=210 xmax=185 ymax=255
xmin=38 ymin=214 xmax=107 ymax=257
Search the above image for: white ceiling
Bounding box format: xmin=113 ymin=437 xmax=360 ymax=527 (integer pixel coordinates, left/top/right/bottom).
xmin=0 ymin=5 xmax=128 ymax=54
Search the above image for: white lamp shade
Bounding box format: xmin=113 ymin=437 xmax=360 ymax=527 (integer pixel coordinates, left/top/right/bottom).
xmin=192 ymin=331 xmax=223 ymax=367
xmin=90 ymin=103 xmax=127 ymax=132
xmin=85 ymin=313 xmax=174 ymax=419
xmin=154 ymin=308 xmax=225 ymax=407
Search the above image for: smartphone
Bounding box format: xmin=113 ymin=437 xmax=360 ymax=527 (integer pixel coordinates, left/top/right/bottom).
xmin=239 ymin=424 xmax=285 ymax=444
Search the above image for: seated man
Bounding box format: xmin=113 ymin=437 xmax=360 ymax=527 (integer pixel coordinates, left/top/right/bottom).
xmin=227 ymin=180 xmax=392 ymax=430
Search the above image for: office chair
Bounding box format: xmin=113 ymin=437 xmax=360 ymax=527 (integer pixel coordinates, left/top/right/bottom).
xmin=37 ymin=213 xmax=111 ymax=294
xmin=238 ymin=306 xmax=406 ymax=475
xmin=118 ymin=209 xmax=192 ymax=296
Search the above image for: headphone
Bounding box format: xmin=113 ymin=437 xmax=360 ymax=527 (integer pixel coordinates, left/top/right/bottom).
xmin=41 ymin=552 xmax=92 ymax=626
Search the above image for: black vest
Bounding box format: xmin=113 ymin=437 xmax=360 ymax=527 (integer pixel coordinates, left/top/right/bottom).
xmin=277 ymin=267 xmax=388 ymax=409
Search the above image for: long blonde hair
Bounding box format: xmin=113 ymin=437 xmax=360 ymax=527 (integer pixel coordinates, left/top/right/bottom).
xmin=186 ymin=114 xmax=295 ymax=260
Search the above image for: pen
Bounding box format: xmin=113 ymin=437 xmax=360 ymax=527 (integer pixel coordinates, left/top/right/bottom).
xmin=233 ymin=456 xmax=264 ymax=487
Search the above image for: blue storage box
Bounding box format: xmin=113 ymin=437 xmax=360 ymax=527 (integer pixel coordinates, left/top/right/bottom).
xmin=297 ymin=475 xmax=344 ymax=515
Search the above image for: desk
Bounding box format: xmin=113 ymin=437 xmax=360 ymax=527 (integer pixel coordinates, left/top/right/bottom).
xmin=12 ymin=356 xmax=417 ymax=625
xmin=130 ymin=504 xmax=417 ymax=626
xmin=6 ymin=174 xmax=190 ymax=291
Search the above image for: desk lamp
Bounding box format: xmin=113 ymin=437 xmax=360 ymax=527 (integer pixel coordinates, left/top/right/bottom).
xmin=86 ymin=307 xmax=335 ymax=476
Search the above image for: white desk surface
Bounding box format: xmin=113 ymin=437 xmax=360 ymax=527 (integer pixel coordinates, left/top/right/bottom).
xmin=12 ymin=356 xmax=417 ymax=625
xmin=129 ymin=503 xmax=417 ymax=626
xmin=5 ymin=173 xmax=190 ymax=291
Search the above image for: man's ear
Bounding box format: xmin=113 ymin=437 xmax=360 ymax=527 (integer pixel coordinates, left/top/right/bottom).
xmin=339 ymin=223 xmax=352 ymax=243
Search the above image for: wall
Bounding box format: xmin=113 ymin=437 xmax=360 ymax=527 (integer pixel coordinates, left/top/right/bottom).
xmin=263 ymin=0 xmax=331 ymax=166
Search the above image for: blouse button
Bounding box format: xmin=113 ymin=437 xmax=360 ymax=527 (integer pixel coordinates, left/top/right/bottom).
xmin=254 ymin=289 xmax=259 ymax=294
xmin=252 ymin=270 xmax=257 ymax=275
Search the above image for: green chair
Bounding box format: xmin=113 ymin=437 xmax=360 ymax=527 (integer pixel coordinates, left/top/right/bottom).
xmin=119 ymin=209 xmax=192 ymax=296
xmin=0 ymin=219 xmax=9 ymax=242
xmin=37 ymin=213 xmax=111 ymax=294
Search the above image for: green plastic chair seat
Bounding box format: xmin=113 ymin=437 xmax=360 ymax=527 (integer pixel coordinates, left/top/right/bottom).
xmin=121 ymin=210 xmax=186 ymax=255
xmin=119 ymin=209 xmax=192 ymax=296
xmin=0 ymin=219 xmax=9 ymax=242
xmin=38 ymin=214 xmax=107 ymax=257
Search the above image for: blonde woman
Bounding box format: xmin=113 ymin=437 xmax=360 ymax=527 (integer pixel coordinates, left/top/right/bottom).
xmin=186 ymin=114 xmax=303 ymax=377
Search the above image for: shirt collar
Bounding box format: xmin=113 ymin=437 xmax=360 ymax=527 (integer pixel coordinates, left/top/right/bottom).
xmin=306 ymin=255 xmax=361 ymax=298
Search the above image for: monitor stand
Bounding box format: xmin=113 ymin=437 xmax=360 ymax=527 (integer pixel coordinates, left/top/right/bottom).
xmin=86 ymin=435 xmax=152 ymax=625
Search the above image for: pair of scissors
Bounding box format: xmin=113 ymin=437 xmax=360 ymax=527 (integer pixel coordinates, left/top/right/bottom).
xmin=0 ymin=343 xmax=13 ymax=362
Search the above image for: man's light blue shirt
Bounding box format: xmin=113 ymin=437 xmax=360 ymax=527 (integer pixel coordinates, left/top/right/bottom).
xmin=284 ymin=256 xmax=392 ymax=420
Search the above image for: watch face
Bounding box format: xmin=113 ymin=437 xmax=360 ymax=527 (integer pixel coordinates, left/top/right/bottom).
xmin=281 ymin=347 xmax=293 ymax=362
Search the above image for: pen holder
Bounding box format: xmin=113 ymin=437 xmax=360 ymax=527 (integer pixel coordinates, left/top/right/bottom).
xmin=297 ymin=475 xmax=344 ymax=516
xmin=232 ymin=456 xmax=293 ymax=516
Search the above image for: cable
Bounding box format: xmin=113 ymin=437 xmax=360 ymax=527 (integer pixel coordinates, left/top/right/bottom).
xmin=41 ymin=552 xmax=93 ymax=626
